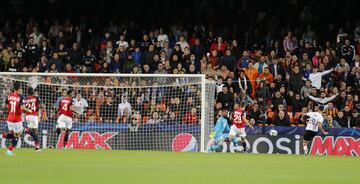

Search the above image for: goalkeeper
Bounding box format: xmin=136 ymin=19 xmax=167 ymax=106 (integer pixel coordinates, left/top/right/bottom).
xmin=207 ymin=108 xmax=230 ymax=152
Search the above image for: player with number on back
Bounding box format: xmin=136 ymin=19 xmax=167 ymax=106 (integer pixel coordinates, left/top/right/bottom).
xmin=23 ymin=87 xmax=42 ymax=151
xmin=57 ymin=89 xmax=78 ymax=149
xmin=207 ymin=108 xmax=230 ymax=152
xmin=229 ymin=102 xmax=253 ymax=153
xmin=2 ymin=81 xmax=33 ymax=156
xmin=302 ymin=105 xmax=328 ymax=155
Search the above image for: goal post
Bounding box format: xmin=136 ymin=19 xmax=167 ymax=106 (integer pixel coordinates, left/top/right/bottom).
xmin=0 ymin=72 xmax=215 ymax=152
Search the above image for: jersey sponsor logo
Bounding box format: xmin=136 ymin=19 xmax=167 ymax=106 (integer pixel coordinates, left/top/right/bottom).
xmin=172 ymin=133 xmax=198 ymax=152
xmin=56 ymin=131 xmax=118 ymax=150
xmin=310 ymin=136 xmax=360 ymax=156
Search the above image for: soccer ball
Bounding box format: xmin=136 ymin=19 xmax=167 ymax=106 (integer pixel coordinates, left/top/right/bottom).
xmin=269 ymin=129 xmax=278 ymax=136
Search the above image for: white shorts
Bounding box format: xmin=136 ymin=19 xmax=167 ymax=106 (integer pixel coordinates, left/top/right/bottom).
xmin=229 ymin=125 xmax=246 ymax=138
xmin=26 ymin=115 xmax=39 ymax=129
xmin=57 ymin=114 xmax=73 ymax=129
xmin=7 ymin=121 xmax=24 ymax=133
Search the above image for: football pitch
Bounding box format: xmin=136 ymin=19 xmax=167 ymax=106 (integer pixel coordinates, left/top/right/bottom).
xmin=0 ymin=149 xmax=359 ymax=184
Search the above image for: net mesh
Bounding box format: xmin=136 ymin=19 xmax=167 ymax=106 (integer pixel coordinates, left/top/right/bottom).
xmin=0 ymin=73 xmax=215 ymax=152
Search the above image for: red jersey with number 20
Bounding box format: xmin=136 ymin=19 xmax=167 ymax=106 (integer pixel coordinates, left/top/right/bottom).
xmin=23 ymin=96 xmax=39 ymax=116
xmin=7 ymin=92 xmax=24 ymax=123
xmin=59 ymin=97 xmax=74 ymax=117
xmin=233 ymin=109 xmax=245 ymax=128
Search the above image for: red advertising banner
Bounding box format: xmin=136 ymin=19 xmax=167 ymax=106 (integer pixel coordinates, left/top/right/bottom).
xmin=310 ymin=136 xmax=360 ymax=156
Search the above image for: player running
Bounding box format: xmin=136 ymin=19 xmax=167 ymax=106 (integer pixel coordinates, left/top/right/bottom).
xmin=207 ymin=108 xmax=230 ymax=152
xmin=302 ymin=105 xmax=328 ymax=155
xmin=229 ymin=102 xmax=253 ymax=153
xmin=56 ymin=89 xmax=77 ymax=149
xmin=3 ymin=81 xmax=33 ymax=156
xmin=23 ymin=87 xmax=42 ymax=151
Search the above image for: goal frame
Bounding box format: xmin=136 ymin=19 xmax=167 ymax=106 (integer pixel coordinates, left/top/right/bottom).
xmin=0 ymin=72 xmax=209 ymax=152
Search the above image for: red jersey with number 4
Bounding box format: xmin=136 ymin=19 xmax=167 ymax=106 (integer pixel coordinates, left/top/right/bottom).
xmin=59 ymin=97 xmax=73 ymax=117
xmin=23 ymin=96 xmax=39 ymax=116
xmin=6 ymin=92 xmax=24 ymax=123
xmin=233 ymin=109 xmax=245 ymax=128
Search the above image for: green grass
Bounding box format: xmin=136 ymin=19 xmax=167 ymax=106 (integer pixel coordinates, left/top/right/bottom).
xmin=0 ymin=149 xmax=359 ymax=184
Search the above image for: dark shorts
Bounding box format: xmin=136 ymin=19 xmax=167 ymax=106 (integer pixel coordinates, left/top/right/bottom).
xmin=303 ymin=130 xmax=318 ymax=141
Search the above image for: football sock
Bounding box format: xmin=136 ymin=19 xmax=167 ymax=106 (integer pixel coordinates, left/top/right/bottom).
xmin=10 ymin=137 xmax=19 ymax=150
xmin=56 ymin=128 xmax=61 ymax=135
xmin=242 ymin=141 xmax=247 ymax=151
xmin=4 ymin=133 xmax=14 ymax=139
xmin=29 ymin=129 xmax=39 ymax=142
xmin=232 ymin=138 xmax=238 ymax=147
xmin=64 ymin=132 xmax=69 ymax=146
xmin=303 ymin=146 xmax=308 ymax=153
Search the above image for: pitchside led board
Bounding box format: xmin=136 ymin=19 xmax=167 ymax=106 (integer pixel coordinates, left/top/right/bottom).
xmin=0 ymin=123 xmax=359 ymax=156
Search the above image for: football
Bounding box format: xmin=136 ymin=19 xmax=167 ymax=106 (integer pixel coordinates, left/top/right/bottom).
xmin=269 ymin=129 xmax=278 ymax=136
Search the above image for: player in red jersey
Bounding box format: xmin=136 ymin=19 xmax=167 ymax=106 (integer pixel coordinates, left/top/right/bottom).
xmin=23 ymin=87 xmax=43 ymax=151
xmin=56 ymin=89 xmax=78 ymax=149
xmin=3 ymin=81 xmax=33 ymax=156
xmin=229 ymin=102 xmax=253 ymax=152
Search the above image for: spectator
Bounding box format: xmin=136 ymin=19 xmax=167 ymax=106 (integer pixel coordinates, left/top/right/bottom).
xmin=176 ymin=35 xmax=189 ymax=52
xmin=182 ymin=107 xmax=198 ymax=124
xmin=164 ymin=111 xmax=179 ymax=124
xmin=244 ymin=62 xmax=259 ymax=97
xmin=269 ymin=58 xmax=285 ymax=79
xmin=216 ymin=86 xmax=234 ymax=110
xmin=73 ymin=93 xmax=89 ymax=120
xmin=273 ymin=110 xmax=291 ymax=126
xmin=322 ymin=115 xmax=341 ymax=128
xmin=238 ymin=70 xmax=252 ymax=95
xmin=100 ymin=97 xmax=116 ymax=123
xmin=248 ymin=103 xmax=266 ymax=125
xmin=291 ymin=93 xmax=306 ymax=113
xmin=259 ymin=67 xmax=273 ymax=84
xmin=308 ymin=92 xmax=339 ymax=107
xmin=29 ymin=26 xmax=45 ymax=46
xmin=48 ymin=52 xmax=63 ymax=72
xmin=146 ymin=111 xmax=162 ymax=124
xmin=325 ymin=102 xmax=339 ymax=118
xmin=0 ymin=45 xmax=15 ymax=70
xmin=341 ymin=39 xmax=356 ymax=62
xmin=68 ymin=42 xmax=82 ymax=67
xmin=237 ymin=50 xmax=252 ymax=70
xmin=350 ymin=111 xmax=360 ymax=128
xmin=116 ymin=96 xmax=132 ymax=123
xmin=308 ymin=67 xmax=333 ymax=89
xmin=254 ymin=56 xmax=268 ymax=74
xmin=210 ymin=36 xmax=227 ymax=55
xmin=220 ymin=49 xmax=236 ymax=71
xmin=116 ymin=35 xmax=129 ymax=50
xmin=283 ymin=31 xmax=298 ymax=53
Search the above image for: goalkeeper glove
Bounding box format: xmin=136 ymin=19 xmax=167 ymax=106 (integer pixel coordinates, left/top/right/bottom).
xmin=209 ymin=132 xmax=215 ymax=139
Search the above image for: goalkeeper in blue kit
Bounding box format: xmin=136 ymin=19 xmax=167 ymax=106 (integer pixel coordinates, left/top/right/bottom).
xmin=207 ymin=109 xmax=230 ymax=152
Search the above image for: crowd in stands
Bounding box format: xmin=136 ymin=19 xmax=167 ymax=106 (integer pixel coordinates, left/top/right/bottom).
xmin=0 ymin=0 xmax=359 ymax=128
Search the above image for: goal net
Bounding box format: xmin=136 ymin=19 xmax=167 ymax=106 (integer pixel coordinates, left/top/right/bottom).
xmin=0 ymin=73 xmax=215 ymax=152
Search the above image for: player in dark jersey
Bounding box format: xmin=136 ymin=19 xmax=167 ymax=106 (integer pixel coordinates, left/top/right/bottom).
xmin=23 ymin=87 xmax=43 ymax=151
xmin=2 ymin=81 xmax=32 ymax=156
xmin=56 ymin=89 xmax=78 ymax=149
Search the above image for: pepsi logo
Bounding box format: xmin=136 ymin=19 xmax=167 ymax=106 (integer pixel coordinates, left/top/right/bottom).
xmin=172 ymin=133 xmax=198 ymax=152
